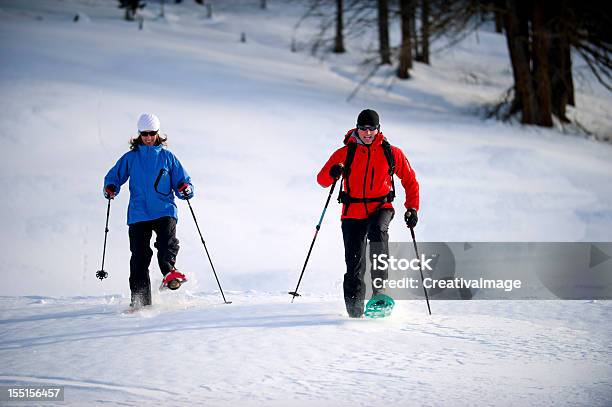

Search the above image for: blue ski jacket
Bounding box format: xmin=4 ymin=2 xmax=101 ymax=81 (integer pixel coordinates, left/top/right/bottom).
xmin=103 ymin=145 xmax=194 ymax=225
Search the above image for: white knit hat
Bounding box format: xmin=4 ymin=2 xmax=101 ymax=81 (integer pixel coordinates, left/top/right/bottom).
xmin=137 ymin=113 xmax=160 ymax=132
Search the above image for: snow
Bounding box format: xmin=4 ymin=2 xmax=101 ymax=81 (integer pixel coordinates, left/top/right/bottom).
xmin=1 ymin=294 xmax=610 ymax=405
xmin=0 ymin=0 xmax=611 ymax=405
xmin=1 ymin=0 xmax=612 ymax=298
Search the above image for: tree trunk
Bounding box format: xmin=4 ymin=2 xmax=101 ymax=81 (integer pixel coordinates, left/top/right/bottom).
xmin=549 ymin=3 xmax=571 ymax=122
xmin=409 ymin=0 xmax=418 ymax=59
xmin=260 ymin=0 xmax=267 ymax=9
xmin=495 ymin=12 xmax=504 ymax=33
xmin=504 ymin=1 xmax=537 ymax=124
xmin=397 ymin=0 xmax=413 ymax=78
xmin=565 ymin=42 xmax=575 ymax=106
xmin=549 ymin=38 xmax=569 ymax=121
xmin=333 ymin=0 xmax=346 ymax=53
xmin=377 ymin=0 xmax=391 ymax=64
xmin=416 ymin=0 xmax=430 ymax=64
xmin=125 ymin=7 xmax=136 ymax=21
xmin=122 ymin=0 xmax=140 ymax=20
xmin=531 ymin=0 xmax=553 ymax=127
xmin=494 ymin=0 xmax=504 ymax=33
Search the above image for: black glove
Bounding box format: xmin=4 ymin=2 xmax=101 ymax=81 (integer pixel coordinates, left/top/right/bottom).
xmin=329 ymin=163 xmax=344 ymax=180
xmin=104 ymin=184 xmax=117 ymax=199
xmin=178 ymin=182 xmax=193 ymax=199
xmin=404 ymin=208 xmax=418 ymax=228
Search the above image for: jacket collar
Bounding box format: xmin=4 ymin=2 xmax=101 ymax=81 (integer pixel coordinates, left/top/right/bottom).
xmin=344 ymin=128 xmax=384 ymax=147
xmin=137 ymin=144 xmax=163 ymax=152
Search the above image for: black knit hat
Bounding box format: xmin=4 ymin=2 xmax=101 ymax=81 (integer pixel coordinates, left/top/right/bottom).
xmin=357 ymin=109 xmax=380 ymax=128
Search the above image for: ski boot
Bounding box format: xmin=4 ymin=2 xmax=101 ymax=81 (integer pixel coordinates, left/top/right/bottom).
xmin=345 ymin=298 xmax=364 ymax=318
xmin=126 ymin=291 xmax=151 ymax=313
xmin=160 ymin=269 xmax=187 ymax=291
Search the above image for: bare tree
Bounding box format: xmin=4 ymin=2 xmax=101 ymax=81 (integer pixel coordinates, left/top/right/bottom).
xmin=416 ymin=0 xmax=431 ymax=64
xmin=548 ymin=2 xmax=572 ymax=121
xmin=503 ymin=1 xmax=537 ymax=123
xmin=118 ymin=0 xmax=146 ymax=21
xmin=409 ymin=1 xmax=418 ymax=59
xmin=493 ymin=0 xmax=503 ymax=32
xmin=295 ymin=0 xmax=380 ymax=57
xmin=333 ymin=0 xmax=346 ymax=53
xmin=500 ymin=1 xmax=610 ymax=126
xmin=427 ymin=0 xmax=608 ymax=128
xmin=377 ymin=0 xmax=392 ymax=64
xmin=570 ymin=4 xmax=612 ymax=92
xmin=296 ymin=0 xmax=609 ymax=129
xmin=397 ymin=0 xmax=413 ymax=78
xmin=531 ymin=0 xmax=553 ymax=126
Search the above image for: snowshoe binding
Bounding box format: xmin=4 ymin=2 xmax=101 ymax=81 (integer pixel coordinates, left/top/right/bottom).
xmin=160 ymin=269 xmax=187 ymax=291
xmin=364 ymin=294 xmax=395 ymax=319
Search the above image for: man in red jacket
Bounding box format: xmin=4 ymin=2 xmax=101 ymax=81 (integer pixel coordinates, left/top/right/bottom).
xmin=318 ymin=109 xmax=420 ymax=318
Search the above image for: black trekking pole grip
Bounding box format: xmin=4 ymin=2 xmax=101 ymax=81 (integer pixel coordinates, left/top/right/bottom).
xmin=410 ymin=227 xmax=431 ymax=315
xmin=289 ymin=178 xmax=338 ymax=302
xmin=186 ymin=198 xmax=232 ymax=304
xmin=96 ymin=198 xmax=111 ymax=281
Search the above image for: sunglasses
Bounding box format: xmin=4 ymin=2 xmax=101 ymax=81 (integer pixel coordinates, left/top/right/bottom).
xmin=140 ymin=131 xmax=158 ymax=137
xmin=357 ymin=125 xmax=379 ymax=131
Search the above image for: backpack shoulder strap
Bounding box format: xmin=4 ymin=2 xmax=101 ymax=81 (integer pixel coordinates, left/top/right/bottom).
xmin=381 ymin=138 xmax=396 ymax=202
xmin=338 ymin=142 xmax=357 ymax=214
xmin=381 ymin=138 xmax=395 ymax=176
xmin=343 ymin=142 xmax=358 ymax=176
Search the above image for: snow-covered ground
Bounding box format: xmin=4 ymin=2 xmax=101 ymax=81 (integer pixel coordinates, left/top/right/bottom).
xmin=1 ymin=294 xmax=611 ymax=406
xmin=1 ymin=0 xmax=611 ymax=298
xmin=1 ymin=0 xmax=611 ymax=405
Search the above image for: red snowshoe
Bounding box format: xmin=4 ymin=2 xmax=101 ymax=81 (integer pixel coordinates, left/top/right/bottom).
xmin=160 ymin=269 xmax=187 ymax=291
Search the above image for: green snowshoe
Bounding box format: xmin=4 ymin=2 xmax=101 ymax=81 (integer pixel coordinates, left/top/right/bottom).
xmin=364 ymin=294 xmax=395 ymax=319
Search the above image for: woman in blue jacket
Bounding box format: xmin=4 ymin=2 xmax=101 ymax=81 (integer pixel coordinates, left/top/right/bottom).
xmin=104 ymin=113 xmax=194 ymax=308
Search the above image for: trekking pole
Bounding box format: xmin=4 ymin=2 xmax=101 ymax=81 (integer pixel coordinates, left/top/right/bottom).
xmin=185 ymin=198 xmax=232 ymax=304
xmin=96 ymin=198 xmax=111 ymax=281
xmin=410 ymin=227 xmax=432 ymax=315
xmin=289 ymin=178 xmax=338 ymax=302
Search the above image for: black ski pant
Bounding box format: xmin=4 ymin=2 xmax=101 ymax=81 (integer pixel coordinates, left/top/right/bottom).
xmin=341 ymin=208 xmax=394 ymax=317
xmin=128 ymin=216 xmax=180 ymax=306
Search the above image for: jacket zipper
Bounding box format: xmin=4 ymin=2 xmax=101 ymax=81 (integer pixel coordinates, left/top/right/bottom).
xmin=363 ymin=145 xmax=371 ymax=216
xmin=144 ymin=147 xmax=150 ymax=215
xmin=370 ymin=167 xmax=375 ymax=190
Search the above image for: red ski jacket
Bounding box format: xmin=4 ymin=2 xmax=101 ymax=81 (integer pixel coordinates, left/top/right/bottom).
xmin=317 ymin=130 xmax=419 ymax=219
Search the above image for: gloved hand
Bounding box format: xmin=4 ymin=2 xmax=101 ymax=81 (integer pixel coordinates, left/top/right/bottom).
xmin=329 ymin=163 xmax=344 ymax=180
xmin=104 ymin=184 xmax=117 ymax=199
xmin=178 ymin=182 xmax=193 ymax=199
xmin=404 ymin=208 xmax=418 ymax=228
